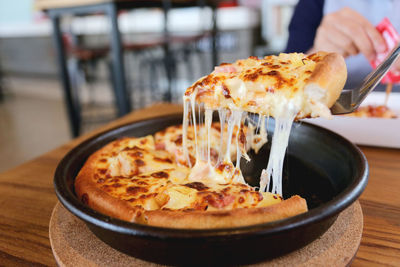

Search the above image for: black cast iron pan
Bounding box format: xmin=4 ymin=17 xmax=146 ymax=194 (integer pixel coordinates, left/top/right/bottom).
xmin=54 ymin=114 xmax=368 ymax=266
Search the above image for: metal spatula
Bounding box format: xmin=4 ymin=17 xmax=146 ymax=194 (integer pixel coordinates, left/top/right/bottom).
xmin=330 ymin=43 xmax=400 ymax=115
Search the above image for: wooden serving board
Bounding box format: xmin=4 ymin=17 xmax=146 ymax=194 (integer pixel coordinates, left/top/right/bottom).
xmin=49 ymin=201 xmax=363 ymax=266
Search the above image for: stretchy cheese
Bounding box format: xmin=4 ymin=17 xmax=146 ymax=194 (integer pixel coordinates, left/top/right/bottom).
xmin=183 ymin=52 xmax=346 ymax=195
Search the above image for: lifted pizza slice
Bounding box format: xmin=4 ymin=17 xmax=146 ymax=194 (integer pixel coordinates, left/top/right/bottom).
xmin=185 ymin=52 xmax=347 ymax=119
xmin=182 ymin=52 xmax=347 ymax=195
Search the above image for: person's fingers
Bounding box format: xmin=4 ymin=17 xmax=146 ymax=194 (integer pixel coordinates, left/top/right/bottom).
xmin=322 ymin=23 xmax=359 ymax=56
xmin=332 ymin=17 xmax=376 ymax=61
xmin=312 ymin=7 xmax=387 ymax=60
xmin=340 ymin=7 xmax=386 ymax=54
xmin=313 ymin=15 xmax=358 ymax=57
xmin=313 ymin=29 xmax=349 ymax=56
xmin=365 ymin=26 xmax=387 ymax=54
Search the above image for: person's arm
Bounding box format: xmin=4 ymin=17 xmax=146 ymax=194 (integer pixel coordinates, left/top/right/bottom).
xmin=285 ymin=0 xmax=324 ymax=53
xmin=286 ymin=3 xmax=400 ymax=72
xmin=309 ymin=7 xmax=386 ymax=61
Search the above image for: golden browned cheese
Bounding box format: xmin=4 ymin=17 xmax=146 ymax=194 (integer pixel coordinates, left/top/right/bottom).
xmin=185 ymin=52 xmax=347 ymax=119
xmin=154 ymin=123 xmax=247 ymax=166
xmin=75 ymin=123 xmax=308 ymax=228
xmin=82 ymin=135 xmax=281 ymax=212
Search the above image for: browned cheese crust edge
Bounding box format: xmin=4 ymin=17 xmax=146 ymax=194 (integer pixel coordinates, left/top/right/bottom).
xmin=74 ymin=141 xmax=142 ymax=222
xmin=305 ymin=52 xmax=347 ymax=108
xmin=143 ymin=195 xmax=307 ymax=229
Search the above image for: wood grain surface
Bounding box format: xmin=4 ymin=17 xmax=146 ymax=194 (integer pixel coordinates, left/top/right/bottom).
xmin=0 ymin=103 xmax=398 ymax=266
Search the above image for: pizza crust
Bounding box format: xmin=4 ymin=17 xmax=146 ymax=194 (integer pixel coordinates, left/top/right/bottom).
xmin=304 ymin=52 xmax=347 ymax=113
xmin=75 ymin=144 xmax=142 ymax=222
xmin=143 ymin=195 xmax=307 ymax=229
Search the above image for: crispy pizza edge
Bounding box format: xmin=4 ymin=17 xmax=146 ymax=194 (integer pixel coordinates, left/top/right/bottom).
xmin=143 ymin=195 xmax=307 ymax=229
xmin=305 ymin=51 xmax=347 ymax=108
xmin=74 ymin=140 xmax=143 ymax=222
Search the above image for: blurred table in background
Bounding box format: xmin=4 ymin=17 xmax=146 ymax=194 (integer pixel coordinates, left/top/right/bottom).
xmin=36 ymin=0 xmax=220 ymax=137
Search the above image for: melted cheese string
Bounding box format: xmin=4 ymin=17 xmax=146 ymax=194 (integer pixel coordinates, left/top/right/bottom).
xmin=190 ymin=92 xmax=199 ymax=161
xmin=226 ymin=110 xmax=245 ymax=183
xmin=183 ymin=93 xmax=297 ymax=196
xmin=182 ymin=100 xmax=191 ymax=167
xmin=259 ymin=104 xmax=297 ymax=195
xmin=205 ymin=108 xmax=213 ymax=164
xmin=217 ymin=108 xmax=227 ymax=164
xmin=187 ymin=97 xmax=215 ymax=182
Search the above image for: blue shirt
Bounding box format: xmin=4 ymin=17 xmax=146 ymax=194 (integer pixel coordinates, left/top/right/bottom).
xmin=285 ymin=0 xmax=324 ymax=54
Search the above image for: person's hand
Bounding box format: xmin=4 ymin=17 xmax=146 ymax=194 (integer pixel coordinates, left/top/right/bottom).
xmin=309 ymin=7 xmax=386 ymax=61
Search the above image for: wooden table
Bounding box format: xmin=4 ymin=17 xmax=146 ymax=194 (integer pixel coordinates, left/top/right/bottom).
xmin=0 ymin=103 xmax=399 ymax=266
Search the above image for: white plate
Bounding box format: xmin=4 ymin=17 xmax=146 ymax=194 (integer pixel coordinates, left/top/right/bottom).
xmin=306 ymin=92 xmax=400 ymax=148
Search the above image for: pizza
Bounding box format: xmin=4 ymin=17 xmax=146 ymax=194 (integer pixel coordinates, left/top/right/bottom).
xmin=345 ymin=83 xmax=397 ymax=118
xmin=153 ymin=123 xmax=249 ymax=167
xmin=345 ymin=105 xmax=397 ymax=118
xmin=185 ymin=52 xmax=347 ymax=119
xmin=75 ymin=52 xmax=346 ymax=229
xmin=75 ymin=133 xmax=307 ymax=229
xmin=183 ymin=52 xmax=346 ymax=195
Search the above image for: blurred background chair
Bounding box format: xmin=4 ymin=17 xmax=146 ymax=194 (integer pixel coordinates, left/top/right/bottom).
xmin=63 ymin=24 xmax=115 ymax=132
xmin=0 ymin=0 xmax=262 ymax=142
xmin=37 ymin=0 xmax=220 ymax=137
xmin=0 ymin=0 xmax=268 ymax=169
xmin=123 ymin=0 xmax=214 ymax=108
